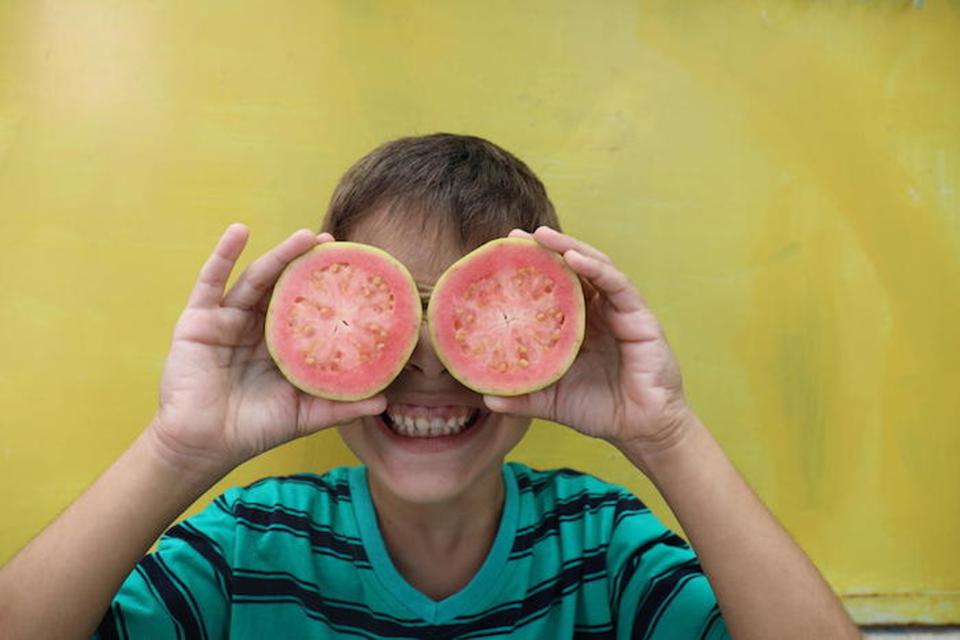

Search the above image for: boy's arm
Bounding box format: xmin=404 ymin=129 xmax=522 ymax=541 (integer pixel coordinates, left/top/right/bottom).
xmin=0 ymin=428 xmax=219 ymax=639
xmin=485 ymin=226 xmax=860 ymax=640
xmin=618 ymin=412 xmax=862 ymax=640
xmin=0 ymin=225 xmax=385 ymax=640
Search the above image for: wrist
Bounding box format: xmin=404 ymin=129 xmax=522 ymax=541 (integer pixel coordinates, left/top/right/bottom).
xmin=613 ymin=408 xmax=703 ymax=475
xmin=142 ymin=417 xmax=234 ymax=488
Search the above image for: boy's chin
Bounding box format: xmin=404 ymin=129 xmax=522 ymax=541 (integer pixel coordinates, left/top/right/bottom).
xmin=368 ymin=461 xmax=492 ymax=505
xmin=337 ymin=411 xmax=530 ymax=505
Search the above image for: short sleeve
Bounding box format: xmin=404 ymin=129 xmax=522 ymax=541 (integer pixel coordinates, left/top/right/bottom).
xmin=93 ymin=489 xmax=240 ymax=640
xmin=607 ymin=491 xmax=731 ymax=640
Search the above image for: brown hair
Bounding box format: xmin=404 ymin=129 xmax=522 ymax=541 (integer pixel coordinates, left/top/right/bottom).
xmin=321 ymin=133 xmax=560 ymax=249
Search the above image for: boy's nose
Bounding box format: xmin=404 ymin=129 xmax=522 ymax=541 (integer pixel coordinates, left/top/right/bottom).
xmin=404 ymin=322 xmax=448 ymax=379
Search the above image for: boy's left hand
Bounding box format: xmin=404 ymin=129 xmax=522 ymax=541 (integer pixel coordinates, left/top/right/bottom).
xmin=483 ymin=226 xmax=694 ymax=458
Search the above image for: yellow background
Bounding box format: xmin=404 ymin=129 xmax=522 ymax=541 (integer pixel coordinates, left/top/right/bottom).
xmin=1 ymin=0 xmax=958 ymax=625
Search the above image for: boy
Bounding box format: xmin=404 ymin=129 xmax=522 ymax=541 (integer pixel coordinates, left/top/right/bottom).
xmin=0 ymin=134 xmax=860 ymax=639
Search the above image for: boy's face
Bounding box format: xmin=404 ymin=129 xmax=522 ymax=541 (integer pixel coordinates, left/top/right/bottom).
xmin=335 ymin=212 xmax=532 ymax=504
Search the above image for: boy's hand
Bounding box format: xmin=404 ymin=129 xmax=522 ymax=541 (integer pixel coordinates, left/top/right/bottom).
xmin=148 ymin=225 xmax=387 ymax=478
xmin=483 ymin=226 xmax=694 ymax=462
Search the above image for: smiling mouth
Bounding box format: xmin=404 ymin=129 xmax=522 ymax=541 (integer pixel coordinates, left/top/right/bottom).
xmin=380 ymin=404 xmax=484 ymax=438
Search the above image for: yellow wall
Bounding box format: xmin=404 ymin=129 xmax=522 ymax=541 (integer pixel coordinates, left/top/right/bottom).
xmin=1 ymin=0 xmax=957 ymax=625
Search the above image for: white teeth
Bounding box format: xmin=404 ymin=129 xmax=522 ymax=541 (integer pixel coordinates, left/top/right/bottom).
xmin=385 ymin=410 xmax=478 ymax=439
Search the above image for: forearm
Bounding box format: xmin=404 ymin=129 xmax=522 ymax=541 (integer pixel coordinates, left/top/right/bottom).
xmin=0 ymin=424 xmax=222 ymax=640
xmin=618 ymin=413 xmax=861 ymax=640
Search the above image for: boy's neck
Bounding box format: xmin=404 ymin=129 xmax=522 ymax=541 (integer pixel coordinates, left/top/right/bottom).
xmin=368 ymin=462 xmax=506 ymax=600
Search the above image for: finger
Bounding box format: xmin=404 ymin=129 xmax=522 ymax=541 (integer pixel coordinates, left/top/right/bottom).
xmin=532 ymin=226 xmax=612 ymax=264
xmin=483 ymin=391 xmax=551 ymax=419
xmin=222 ymin=229 xmax=320 ymax=310
xmin=297 ymin=394 xmax=388 ymax=436
xmin=187 ymin=224 xmax=250 ymax=309
xmin=579 ymin=274 xmax=601 ymax=304
xmin=563 ymin=249 xmax=647 ymax=314
xmin=317 ymin=232 xmax=334 ymax=242
xmin=508 ymin=228 xmax=533 ymax=239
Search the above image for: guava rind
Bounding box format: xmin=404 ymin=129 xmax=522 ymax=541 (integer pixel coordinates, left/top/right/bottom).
xmin=427 ymin=237 xmax=585 ymax=396
xmin=265 ymin=241 xmax=421 ymax=401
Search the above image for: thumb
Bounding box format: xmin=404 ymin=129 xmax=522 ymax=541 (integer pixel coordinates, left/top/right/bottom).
xmin=297 ymin=394 xmax=388 ymax=435
xmin=483 ymin=390 xmax=552 ymax=420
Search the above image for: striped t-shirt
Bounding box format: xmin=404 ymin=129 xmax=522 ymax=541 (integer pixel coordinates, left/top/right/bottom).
xmin=95 ymin=462 xmax=730 ymax=639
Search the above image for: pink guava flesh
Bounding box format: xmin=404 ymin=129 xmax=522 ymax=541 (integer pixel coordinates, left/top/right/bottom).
xmin=428 ymin=238 xmax=585 ymax=396
xmin=266 ymin=242 xmax=421 ymax=401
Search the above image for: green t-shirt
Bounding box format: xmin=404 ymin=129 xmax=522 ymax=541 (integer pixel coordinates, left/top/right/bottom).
xmin=95 ymin=462 xmax=730 ymax=639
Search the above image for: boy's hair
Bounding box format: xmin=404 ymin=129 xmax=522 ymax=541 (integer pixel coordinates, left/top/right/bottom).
xmin=321 ymin=133 xmax=560 ymax=248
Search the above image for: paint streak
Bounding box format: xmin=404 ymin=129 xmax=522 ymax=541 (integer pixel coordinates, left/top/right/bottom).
xmin=636 ymin=0 xmax=960 ymax=622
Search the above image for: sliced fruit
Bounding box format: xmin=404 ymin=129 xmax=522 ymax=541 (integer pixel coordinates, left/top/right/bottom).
xmin=428 ymin=237 xmax=585 ymax=396
xmin=266 ymin=242 xmax=421 ymax=400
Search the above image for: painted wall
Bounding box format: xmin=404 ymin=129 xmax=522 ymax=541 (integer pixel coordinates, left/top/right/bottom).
xmin=1 ymin=0 xmax=957 ymax=625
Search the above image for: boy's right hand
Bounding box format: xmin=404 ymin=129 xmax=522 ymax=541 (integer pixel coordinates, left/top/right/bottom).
xmin=147 ymin=224 xmax=387 ymax=479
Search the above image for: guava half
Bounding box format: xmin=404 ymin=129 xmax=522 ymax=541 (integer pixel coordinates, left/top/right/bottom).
xmin=265 ymin=242 xmax=422 ymax=401
xmin=428 ymin=237 xmax=585 ymax=396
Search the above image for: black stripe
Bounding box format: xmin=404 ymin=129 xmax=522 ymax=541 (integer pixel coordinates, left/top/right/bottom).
xmin=233 ymin=572 xmax=428 ymax=637
xmin=135 ymin=564 xmax=183 ymax=640
xmin=631 ymin=562 xmax=703 ymax=640
xmin=512 ymin=492 xmax=647 ymax=558
xmin=231 ymin=502 xmax=370 ymax=566
xmin=165 ymin=522 xmax=234 ymax=599
xmin=445 ymin=545 xmax=611 ymax=626
xmin=612 ymin=495 xmax=650 ymax=528
xmin=95 ymin=602 xmax=121 ymax=640
xmin=233 ymin=567 xmax=422 ymax=623
xmin=515 ymin=467 xmax=589 ymax=495
xmin=454 ymin=551 xmax=609 ymax=638
xmin=516 ymin=474 xmax=531 ymax=491
xmin=140 ymin=555 xmax=205 ymax=640
xmin=212 ymin=495 xmax=233 ymax=518
xmin=611 ymin=531 xmax=688 ymax=612
xmin=515 ymin=489 xmax=609 ymax=531
xmin=232 ymin=499 xmax=361 ymax=543
xmin=242 ymin=474 xmax=353 ymax=501
xmin=230 ymin=550 xmax=610 ymax=638
xmin=575 ymin=621 xmax=616 ymax=631
xmin=638 ymin=570 xmax=699 ymax=639
xmin=156 ymin=555 xmax=209 ymax=640
xmin=115 ymin=601 xmax=129 ymax=640
xmin=698 ymin=604 xmax=725 ymax=639
xmin=574 ymin=627 xmax=616 ymax=640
